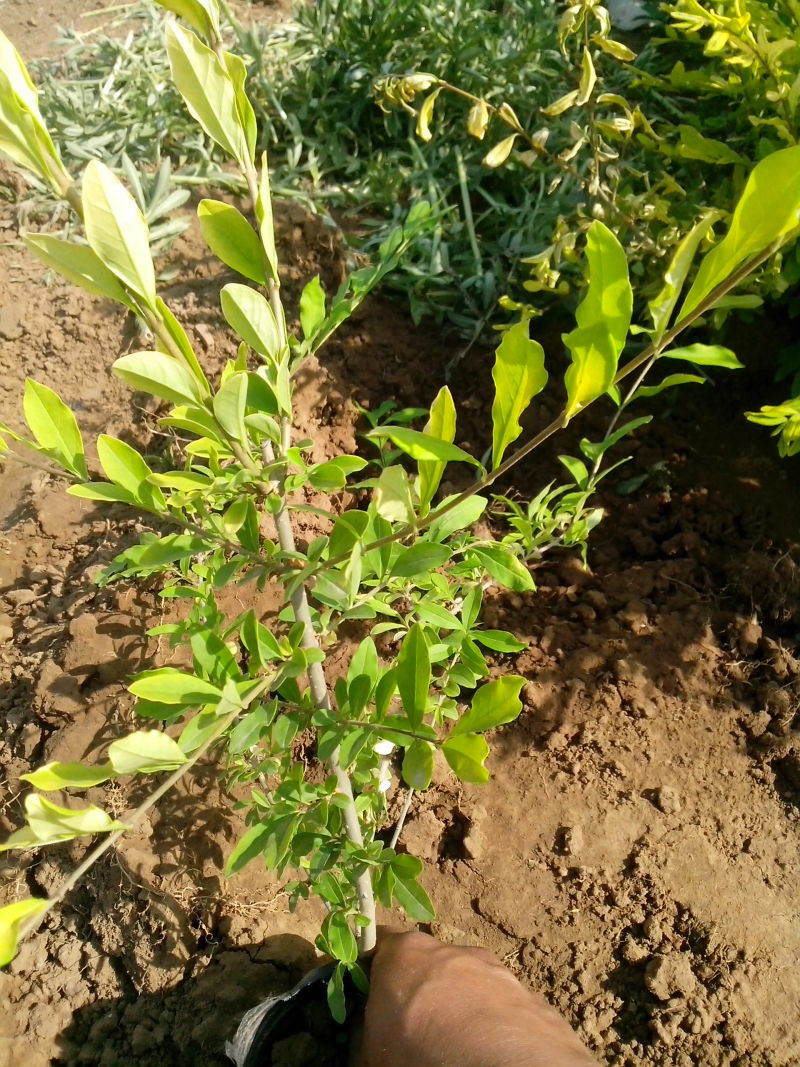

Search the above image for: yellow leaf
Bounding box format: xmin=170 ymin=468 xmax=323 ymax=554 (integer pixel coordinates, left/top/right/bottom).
xmin=482 ymin=134 xmax=517 ymax=168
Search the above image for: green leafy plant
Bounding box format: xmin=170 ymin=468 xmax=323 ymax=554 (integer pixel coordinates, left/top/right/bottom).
xmin=1 ymin=0 xmax=799 ymax=1022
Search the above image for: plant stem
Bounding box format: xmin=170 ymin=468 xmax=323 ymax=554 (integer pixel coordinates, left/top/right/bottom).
xmin=17 ymin=679 xmax=271 ymax=945
xmin=389 ymin=789 xmax=415 ymax=851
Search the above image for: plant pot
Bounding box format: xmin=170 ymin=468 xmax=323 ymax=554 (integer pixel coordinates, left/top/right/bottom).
xmin=226 ymin=962 xmax=359 ymax=1067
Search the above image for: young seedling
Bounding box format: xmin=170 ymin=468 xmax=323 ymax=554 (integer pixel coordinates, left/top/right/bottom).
xmin=1 ymin=0 xmax=799 ymax=1021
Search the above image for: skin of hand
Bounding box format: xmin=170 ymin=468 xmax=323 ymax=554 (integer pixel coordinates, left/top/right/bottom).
xmin=351 ymin=930 xmax=597 ymax=1067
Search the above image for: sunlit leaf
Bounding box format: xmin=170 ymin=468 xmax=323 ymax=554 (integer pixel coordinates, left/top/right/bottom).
xmin=0 ymin=898 xmax=49 ymax=967
xmin=22 ymin=379 xmax=87 ymax=479
xmin=442 ymin=733 xmax=490 ymax=783
xmin=113 ymin=351 xmax=205 ymax=406
xmin=128 ymin=667 xmax=223 ymax=706
xmin=198 ymin=200 xmax=265 ymax=284
xmin=108 ymin=731 xmax=188 ymax=775
xmin=20 ymin=762 xmax=113 ymax=791
xmin=221 ymin=284 xmax=282 ymax=363
xmin=396 ymin=624 xmax=430 ymax=729
xmin=452 ymin=676 xmax=524 ymax=735
xmin=24 ymin=235 xmax=133 ymax=308
xmin=491 ymin=318 xmax=547 ymax=469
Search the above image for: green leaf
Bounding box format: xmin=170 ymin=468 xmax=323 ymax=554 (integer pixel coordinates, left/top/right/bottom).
xmin=401 ymin=740 xmax=434 ymax=789
xmin=24 ymin=794 xmax=126 ymax=845
xmin=418 ymin=386 xmax=456 ymax=513
xmin=220 ymin=284 xmax=282 ymax=362
xmin=308 ymin=456 xmax=367 ymax=492
xmin=24 ymin=235 xmax=133 ymax=308
xmin=22 ymin=380 xmax=87 ymax=478
xmin=368 ymin=427 xmax=479 ymax=468
xmin=442 ymin=733 xmax=490 ymax=783
xmin=647 ymin=211 xmax=722 ymax=342
xmin=632 ymin=374 xmax=705 ymax=401
xmin=81 ymin=159 xmax=156 ymax=308
xmin=0 ymin=898 xmax=49 ymax=967
xmin=426 ymin=494 xmax=488 ymax=542
xmin=472 ymin=630 xmax=527 ymax=653
xmin=197 ymin=200 xmax=265 ymax=284
xmin=562 ymin=220 xmax=632 ymax=420
xmin=256 ymin=151 xmax=278 ymax=282
xmin=128 ymin=668 xmax=222 ymax=706
xmin=67 ymin=483 xmax=137 ymax=505
xmin=299 ymin=276 xmax=327 ymax=343
xmin=392 ymin=870 xmax=436 ymax=922
xmin=225 ymin=819 xmax=272 ymax=875
xmin=326 ymin=963 xmax=347 ymax=1024
xmin=152 ymin=0 xmax=221 ymax=40
xmin=154 ymin=297 xmax=211 ymax=393
xmin=677 ymin=124 xmax=746 ymax=166
xmin=396 ymin=624 xmax=430 ymax=729
xmin=20 ymin=762 xmax=113 ymax=791
xmin=213 ymin=371 xmax=249 ymax=443
xmin=165 ymin=20 xmax=251 ymax=167
xmin=97 ymin=435 xmax=165 ymax=509
xmin=113 ymin=351 xmax=204 ymax=406
xmin=469 ymin=544 xmax=534 ymax=592
xmin=391 ymin=542 xmax=451 ymax=578
xmin=579 ymin=416 xmax=652 ymax=463
xmin=660 ymin=344 xmax=743 ymax=370
xmin=452 ymin=676 xmax=525 ymax=736
xmin=491 ymin=318 xmax=548 ymax=469
xmin=374 ymin=466 xmax=415 ymax=525
xmin=680 ymin=146 xmax=800 ymax=321
xmin=321 ymin=912 xmax=358 ymax=965
xmin=108 ymin=731 xmax=188 ymax=775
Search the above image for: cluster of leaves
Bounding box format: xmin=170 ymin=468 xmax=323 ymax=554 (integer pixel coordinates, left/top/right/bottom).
xmin=1 ymin=0 xmax=800 ymax=1022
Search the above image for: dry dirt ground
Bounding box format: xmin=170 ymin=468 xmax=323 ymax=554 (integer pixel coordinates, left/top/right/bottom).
xmin=1 ymin=3 xmax=800 ymax=1066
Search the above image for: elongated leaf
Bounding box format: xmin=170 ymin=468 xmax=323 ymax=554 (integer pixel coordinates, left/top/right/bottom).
xmin=483 ymin=134 xmax=517 ymax=168
xmin=23 ymin=380 xmax=87 ymax=478
xmin=391 ymin=542 xmax=451 ymax=578
xmin=418 ymin=386 xmax=456 ymax=513
xmin=396 ymin=624 xmax=430 ymax=729
xmin=225 ymin=820 xmax=272 ymax=875
xmin=165 ymin=21 xmax=250 ymax=165
xmin=321 ymin=912 xmax=358 ymax=965
xmin=82 ymin=160 xmax=156 ymax=307
xmin=578 ymin=416 xmax=652 ymax=463
xmin=633 ymin=374 xmax=705 ymax=401
xmin=392 ymin=871 xmax=436 ymax=922
xmin=221 ymin=284 xmax=282 ymax=362
xmin=21 ymin=762 xmax=113 ymax=791
xmin=223 ymin=51 xmax=257 ymax=162
xmin=153 ymin=0 xmax=221 ymax=40
xmin=402 ymin=740 xmax=434 ymax=789
xmin=680 ymin=146 xmax=800 ymax=321
xmin=67 ymin=483 xmax=136 ymax=504
xmin=0 ymin=898 xmax=49 ymax=967
xmin=97 ymin=435 xmax=165 ymax=509
xmin=154 ymin=297 xmax=210 ymax=393
xmin=442 ymin=733 xmax=490 ymax=783
xmin=648 ymin=211 xmax=721 ymax=341
xmin=470 ymin=544 xmax=534 ymax=592
xmin=25 ymin=794 xmax=126 ymax=844
xmin=562 ymin=221 xmax=632 ymax=420
xmin=453 ymin=676 xmax=525 ymax=736
xmin=108 ymin=731 xmax=188 ymax=775
xmin=374 ymin=466 xmax=415 ymax=525
xmin=300 ymin=276 xmax=327 ymax=343
xmin=491 ymin=318 xmax=547 ymax=469
xmin=660 ymin=343 xmax=743 ymax=369
xmin=472 ymin=630 xmax=527 ymax=652
xmin=24 ymin=235 xmax=132 ymax=308
xmin=213 ymin=370 xmax=249 ymax=442
xmin=113 ymin=351 xmax=205 ymax=406
xmin=368 ymin=427 xmax=480 ymax=467
xmin=256 ymin=151 xmax=278 ymax=282
xmin=128 ymin=667 xmax=222 ymax=706
xmin=426 ymin=494 xmax=488 ymax=542
xmin=198 ymin=200 xmax=265 ymax=284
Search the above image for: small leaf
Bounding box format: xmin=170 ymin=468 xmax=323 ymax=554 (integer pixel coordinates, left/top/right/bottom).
xmin=660 ymin=344 xmax=743 ymax=370
xmin=374 ymin=466 xmax=415 ymax=525
xmin=108 ymin=731 xmax=188 ymax=775
xmin=368 ymin=427 xmax=479 ymax=467
xmin=632 ymin=374 xmax=705 ymax=401
xmin=152 ymin=0 xmax=221 ymax=40
xmin=22 ymin=380 xmax=87 ymax=478
xmin=472 ymin=630 xmax=527 ymax=653
xmin=482 ymin=133 xmax=517 ymax=168
xmin=426 ymin=494 xmax=488 ymax=542
xmin=198 ymin=200 xmax=265 ymax=284
xmin=491 ymin=318 xmax=547 ymax=469
xmin=256 ymin=151 xmax=278 ymax=282
xmin=113 ymin=351 xmax=204 ymax=407
xmin=300 ymin=276 xmax=326 ymax=343
xmin=452 ymin=676 xmax=525 ymax=736
xmin=20 ymin=762 xmax=113 ymax=791
xmin=24 ymin=794 xmax=125 ymax=846
xmin=402 ymin=740 xmax=434 ymax=789
xmin=221 ymin=284 xmax=282 ymax=362
xmin=467 ymin=99 xmax=489 ymax=140
xmin=396 ymin=624 xmax=430 ymax=729
xmin=226 ymin=820 xmax=272 ymax=875
xmin=576 ymin=48 xmax=597 ymax=106
xmin=442 ymin=733 xmax=490 ymax=783
xmin=0 ymin=898 xmax=49 ymax=967
xmin=470 ymin=544 xmax=534 ymax=592
xmin=418 ymin=385 xmax=456 ymax=513
xmin=97 ymin=434 xmax=165 ymax=509
xmin=82 ymin=159 xmax=156 ymax=307
xmin=416 ymin=87 xmax=441 ymax=143
xmin=128 ymin=668 xmax=222 ymax=706
xmin=391 ymin=542 xmax=451 ymax=578
xmin=213 ymin=371 xmax=249 ymax=443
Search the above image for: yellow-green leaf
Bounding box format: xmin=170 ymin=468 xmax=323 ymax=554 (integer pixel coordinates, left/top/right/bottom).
xmin=220 ymin=284 xmax=282 ymax=362
xmin=0 ymin=898 xmax=49 ymax=967
xmin=108 ymin=731 xmax=188 ymax=775
xmin=152 ymin=0 xmax=221 ymax=41
xmin=490 ymin=319 xmax=547 ymax=469
xmin=452 ymin=676 xmax=525 ymax=735
xmin=198 ymin=200 xmax=266 ymax=284
xmin=467 ymin=99 xmax=489 ymax=140
xmin=20 ymin=762 xmax=114 ymax=790
xmin=562 ymin=220 xmax=632 ymax=420
xmin=82 ymin=160 xmax=156 ymax=307
xmin=576 ymin=48 xmax=597 ymax=106
xmin=212 ymin=370 xmax=249 ymax=442
xmin=418 ymin=386 xmax=456 ymax=512
xmin=416 ymin=88 xmax=441 ymax=143
xmin=256 ymin=151 xmax=278 ymax=282
xmin=24 ymin=794 xmax=126 ymax=846
xmin=482 ymin=134 xmax=517 ymax=168
xmin=374 ymin=466 xmax=415 ymax=525
xmin=22 ymin=379 xmax=87 ymax=478
xmin=113 ymin=351 xmax=204 ymax=407
xmin=97 ymin=434 xmax=166 ymax=510
xmin=24 ymin=235 xmax=133 ymax=307
xmin=648 ymin=211 xmax=723 ymax=342
xmin=442 ymin=733 xmax=490 ymax=783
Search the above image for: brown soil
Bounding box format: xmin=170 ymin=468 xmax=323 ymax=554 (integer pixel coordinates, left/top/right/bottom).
xmin=1 ymin=6 xmax=800 ymax=1067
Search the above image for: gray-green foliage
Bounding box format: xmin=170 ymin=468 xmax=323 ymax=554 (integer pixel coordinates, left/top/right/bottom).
xmin=1 ymin=1 xmax=799 ymax=1020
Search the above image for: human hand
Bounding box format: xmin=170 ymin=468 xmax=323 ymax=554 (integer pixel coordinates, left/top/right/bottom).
xmin=351 ymin=929 xmax=596 ymax=1067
